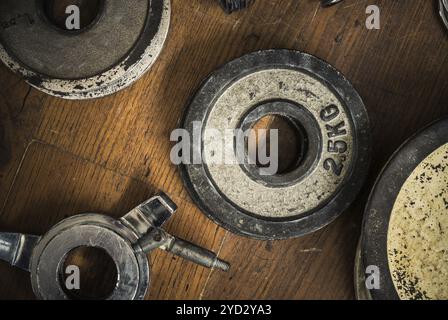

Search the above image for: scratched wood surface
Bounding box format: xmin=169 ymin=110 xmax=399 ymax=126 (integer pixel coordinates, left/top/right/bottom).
xmin=0 ymin=0 xmax=447 ymax=300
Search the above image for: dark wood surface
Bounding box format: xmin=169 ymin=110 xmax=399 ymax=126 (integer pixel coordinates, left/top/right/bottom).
xmin=0 ymin=0 xmax=447 ymax=300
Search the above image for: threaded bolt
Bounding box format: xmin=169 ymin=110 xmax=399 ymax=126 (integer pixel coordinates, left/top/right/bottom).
xmin=213 ymin=258 xmax=231 ymax=272
xmin=219 ymin=0 xmax=254 ymax=14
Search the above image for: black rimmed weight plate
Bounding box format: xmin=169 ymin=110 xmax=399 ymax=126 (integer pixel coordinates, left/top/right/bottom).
xmin=179 ymin=49 xmax=370 ymax=240
xmin=0 ymin=0 xmax=170 ymax=99
xmin=361 ymin=118 xmax=448 ymax=300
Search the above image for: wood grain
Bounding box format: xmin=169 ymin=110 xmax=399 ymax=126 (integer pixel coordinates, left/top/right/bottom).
xmin=0 ymin=0 xmax=447 ymax=299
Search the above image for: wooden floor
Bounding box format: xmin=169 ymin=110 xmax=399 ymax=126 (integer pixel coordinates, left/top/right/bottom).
xmin=0 ymin=0 xmax=447 ymax=300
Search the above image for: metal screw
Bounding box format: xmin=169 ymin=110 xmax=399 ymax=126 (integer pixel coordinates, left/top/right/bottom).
xmin=218 ymin=0 xmax=254 ymax=13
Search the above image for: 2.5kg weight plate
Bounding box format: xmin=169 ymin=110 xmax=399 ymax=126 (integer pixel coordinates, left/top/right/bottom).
xmin=0 ymin=0 xmax=170 ymax=99
xmin=180 ymin=49 xmax=370 ymax=240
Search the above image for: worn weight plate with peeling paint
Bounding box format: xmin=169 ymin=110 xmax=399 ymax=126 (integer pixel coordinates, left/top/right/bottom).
xmin=361 ymin=118 xmax=448 ymax=300
xmin=0 ymin=0 xmax=170 ymax=99
xmin=179 ymin=49 xmax=370 ymax=240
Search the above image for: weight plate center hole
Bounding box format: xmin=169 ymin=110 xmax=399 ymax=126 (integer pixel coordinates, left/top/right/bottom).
xmin=60 ymin=246 xmax=118 ymax=300
xmin=248 ymin=114 xmax=308 ymax=175
xmin=41 ymin=0 xmax=103 ymax=33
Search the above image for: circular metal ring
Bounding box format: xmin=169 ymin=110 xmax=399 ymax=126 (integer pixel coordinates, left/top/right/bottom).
xmin=30 ymin=214 xmax=150 ymax=300
xmin=362 ymin=118 xmax=448 ymax=300
xmin=180 ymin=49 xmax=370 ymax=240
xmin=238 ymin=100 xmax=321 ymax=187
xmin=0 ymin=0 xmax=170 ymax=99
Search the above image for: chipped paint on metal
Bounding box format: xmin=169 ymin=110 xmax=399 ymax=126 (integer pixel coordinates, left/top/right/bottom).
xmin=388 ymin=143 xmax=448 ymax=300
xmin=0 ymin=0 xmax=170 ymax=100
xmin=203 ymin=69 xmax=354 ymax=218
